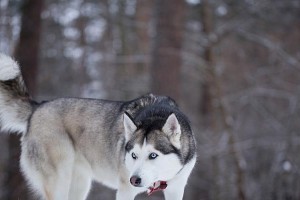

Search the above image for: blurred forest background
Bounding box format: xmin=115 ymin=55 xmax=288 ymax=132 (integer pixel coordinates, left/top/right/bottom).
xmin=0 ymin=0 xmax=300 ymax=199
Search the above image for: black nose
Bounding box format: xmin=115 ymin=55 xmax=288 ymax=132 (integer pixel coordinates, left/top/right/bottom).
xmin=130 ymin=176 xmax=142 ymax=187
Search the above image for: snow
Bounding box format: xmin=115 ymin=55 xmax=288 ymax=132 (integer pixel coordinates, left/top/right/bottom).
xmin=282 ymin=161 xmax=292 ymax=172
xmin=186 ymin=0 xmax=200 ymax=5
xmin=216 ymin=5 xmax=228 ymax=16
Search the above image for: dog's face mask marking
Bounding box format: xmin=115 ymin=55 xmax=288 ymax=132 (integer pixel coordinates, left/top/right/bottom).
xmin=123 ymin=113 xmax=183 ymax=188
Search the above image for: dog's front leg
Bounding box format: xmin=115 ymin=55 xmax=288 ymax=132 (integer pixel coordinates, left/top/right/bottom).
xmin=163 ymin=183 xmax=185 ymax=200
xmin=164 ymin=157 xmax=197 ymax=200
xmin=164 ymin=159 xmax=196 ymax=200
xmin=116 ymin=189 xmax=136 ymax=200
xmin=116 ymin=183 xmax=137 ymax=200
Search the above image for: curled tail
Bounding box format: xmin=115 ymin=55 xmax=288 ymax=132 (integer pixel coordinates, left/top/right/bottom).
xmin=0 ymin=53 xmax=34 ymax=134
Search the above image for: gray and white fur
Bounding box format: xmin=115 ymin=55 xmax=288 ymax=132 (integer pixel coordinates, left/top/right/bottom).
xmin=0 ymin=53 xmax=196 ymax=200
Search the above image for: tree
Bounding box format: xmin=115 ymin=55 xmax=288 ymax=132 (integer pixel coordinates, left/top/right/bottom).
xmin=15 ymin=0 xmax=43 ymax=96
xmin=4 ymin=0 xmax=43 ymax=199
xmin=151 ymin=0 xmax=186 ymax=101
xmin=199 ymin=1 xmax=246 ymax=199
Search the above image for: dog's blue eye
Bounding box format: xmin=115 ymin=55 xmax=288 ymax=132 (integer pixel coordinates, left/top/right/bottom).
xmin=132 ymin=152 xmax=137 ymax=160
xmin=149 ymin=153 xmax=158 ymax=160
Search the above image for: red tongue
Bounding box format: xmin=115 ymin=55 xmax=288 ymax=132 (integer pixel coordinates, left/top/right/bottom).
xmin=147 ymin=181 xmax=168 ymax=195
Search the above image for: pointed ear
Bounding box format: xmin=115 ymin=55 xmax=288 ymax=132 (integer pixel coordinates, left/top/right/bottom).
xmin=162 ymin=113 xmax=181 ymax=149
xmin=123 ymin=113 xmax=137 ymax=142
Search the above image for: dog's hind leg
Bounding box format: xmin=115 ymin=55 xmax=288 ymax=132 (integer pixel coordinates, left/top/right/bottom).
xmin=21 ymin=136 xmax=75 ymax=200
xmin=21 ymin=150 xmax=75 ymax=200
xmin=42 ymin=162 xmax=74 ymax=200
xmin=42 ymin=140 xmax=76 ymax=200
xmin=68 ymin=155 xmax=92 ymax=200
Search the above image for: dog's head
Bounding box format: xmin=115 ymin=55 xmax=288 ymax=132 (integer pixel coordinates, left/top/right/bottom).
xmin=123 ymin=111 xmax=190 ymax=189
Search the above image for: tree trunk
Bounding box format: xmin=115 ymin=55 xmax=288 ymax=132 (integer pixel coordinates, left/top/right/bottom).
xmin=15 ymin=0 xmax=43 ymax=96
xmin=76 ymin=15 xmax=88 ymax=95
xmin=200 ymin=1 xmax=246 ymax=200
xmin=136 ymin=0 xmax=152 ymax=56
xmin=199 ymin=1 xmax=221 ymax=199
xmin=136 ymin=0 xmax=152 ymax=71
xmin=151 ymin=0 xmax=186 ymax=101
xmin=5 ymin=0 xmax=43 ymax=199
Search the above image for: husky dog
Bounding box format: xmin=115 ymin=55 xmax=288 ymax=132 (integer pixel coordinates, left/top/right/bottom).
xmin=0 ymin=54 xmax=196 ymax=200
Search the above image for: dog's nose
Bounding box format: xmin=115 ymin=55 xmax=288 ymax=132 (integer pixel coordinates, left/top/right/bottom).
xmin=130 ymin=176 xmax=142 ymax=187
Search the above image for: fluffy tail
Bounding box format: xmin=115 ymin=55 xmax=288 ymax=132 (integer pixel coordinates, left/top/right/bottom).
xmin=0 ymin=53 xmax=33 ymax=134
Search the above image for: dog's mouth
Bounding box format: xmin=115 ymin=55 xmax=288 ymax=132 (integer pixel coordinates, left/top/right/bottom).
xmin=147 ymin=181 xmax=168 ymax=195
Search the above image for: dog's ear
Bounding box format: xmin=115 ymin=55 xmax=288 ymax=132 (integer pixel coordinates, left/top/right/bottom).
xmin=162 ymin=113 xmax=181 ymax=149
xmin=123 ymin=112 xmax=137 ymax=141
